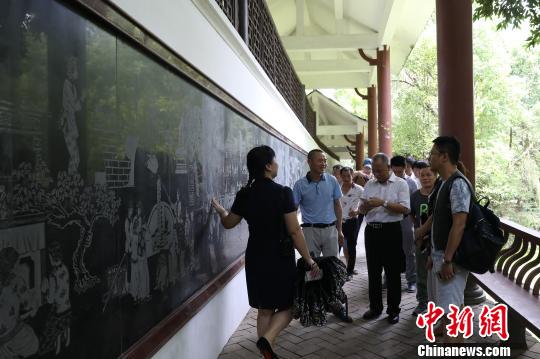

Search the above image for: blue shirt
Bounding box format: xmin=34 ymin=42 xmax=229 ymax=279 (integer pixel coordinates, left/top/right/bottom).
xmin=293 ymin=172 xmax=342 ymax=224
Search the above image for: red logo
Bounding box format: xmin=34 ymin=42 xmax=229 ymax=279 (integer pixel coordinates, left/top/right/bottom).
xmin=416 ymin=302 xmax=509 ymax=341
xmin=416 ymin=302 xmax=445 ymax=343
xmin=478 ymin=304 xmax=509 ymax=340
xmin=446 ymin=304 xmax=474 ymax=339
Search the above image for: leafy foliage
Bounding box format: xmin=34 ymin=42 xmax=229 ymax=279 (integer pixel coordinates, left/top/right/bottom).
xmin=474 ymin=0 xmax=540 ymax=48
xmin=392 ymin=28 xmax=439 ymax=159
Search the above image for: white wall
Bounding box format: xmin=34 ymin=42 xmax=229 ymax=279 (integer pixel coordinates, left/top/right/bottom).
xmin=107 ymin=0 xmax=318 ymax=358
xmin=152 ymin=268 xmax=249 ymax=359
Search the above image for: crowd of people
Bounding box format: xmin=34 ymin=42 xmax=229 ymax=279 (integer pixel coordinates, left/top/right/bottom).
xmin=211 ymin=135 xmax=472 ymax=358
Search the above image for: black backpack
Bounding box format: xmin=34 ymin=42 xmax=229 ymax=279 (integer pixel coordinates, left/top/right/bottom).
xmin=449 ymin=175 xmax=506 ymax=274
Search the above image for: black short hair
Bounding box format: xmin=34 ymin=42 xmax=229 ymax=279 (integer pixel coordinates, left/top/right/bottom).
xmin=246 ymin=145 xmax=276 ymax=186
xmin=390 ymin=155 xmax=406 ymax=167
xmin=372 ymin=153 xmax=390 ymax=166
xmin=432 ymin=136 xmax=460 ymax=164
xmin=307 ymin=149 xmax=324 ymax=160
xmin=414 ymin=160 xmax=429 ymax=170
xmin=340 ymin=166 xmax=354 ymax=175
xmin=405 ymin=156 xmax=415 ymax=166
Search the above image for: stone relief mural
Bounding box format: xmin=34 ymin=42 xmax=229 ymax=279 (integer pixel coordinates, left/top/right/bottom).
xmin=0 ymin=0 xmax=307 ymax=357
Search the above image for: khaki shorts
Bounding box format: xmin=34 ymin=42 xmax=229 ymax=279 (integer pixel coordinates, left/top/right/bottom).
xmin=427 ymin=250 xmax=469 ymax=313
xmin=302 ymin=226 xmax=338 ymax=257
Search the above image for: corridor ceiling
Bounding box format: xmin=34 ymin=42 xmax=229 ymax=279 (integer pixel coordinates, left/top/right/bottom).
xmin=307 ymin=90 xmax=368 ymax=159
xmin=267 ymin=0 xmax=434 ymax=160
xmin=267 ymin=0 xmax=435 ymax=89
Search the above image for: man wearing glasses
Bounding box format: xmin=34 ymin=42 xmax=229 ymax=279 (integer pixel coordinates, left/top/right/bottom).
xmin=415 ymin=136 xmax=471 ymax=343
xmin=360 ymin=153 xmax=411 ymax=324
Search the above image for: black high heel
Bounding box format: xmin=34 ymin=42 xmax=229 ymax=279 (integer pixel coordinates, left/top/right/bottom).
xmin=256 ymin=337 xmax=279 ymax=359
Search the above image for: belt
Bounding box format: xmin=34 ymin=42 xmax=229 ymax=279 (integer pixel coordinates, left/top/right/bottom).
xmin=366 ymin=221 xmax=400 ymax=229
xmin=301 ymin=221 xmax=336 ymax=228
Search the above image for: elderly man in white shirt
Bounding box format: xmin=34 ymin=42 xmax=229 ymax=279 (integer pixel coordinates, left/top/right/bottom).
xmin=359 ymin=153 xmax=411 ymax=325
xmin=339 ymin=167 xmax=364 ymax=280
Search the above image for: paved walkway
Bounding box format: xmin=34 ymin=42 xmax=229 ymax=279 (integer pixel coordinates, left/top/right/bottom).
xmin=219 ymin=227 xmax=540 ymax=359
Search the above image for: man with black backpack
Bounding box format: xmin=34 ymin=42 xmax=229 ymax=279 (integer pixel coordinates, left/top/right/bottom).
xmin=417 ymin=136 xmax=472 ymax=343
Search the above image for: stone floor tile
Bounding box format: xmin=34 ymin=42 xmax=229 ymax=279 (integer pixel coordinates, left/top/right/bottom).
xmin=219 ymin=231 xmax=539 ymax=359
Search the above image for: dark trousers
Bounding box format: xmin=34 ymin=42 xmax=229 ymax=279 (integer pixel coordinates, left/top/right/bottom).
xmin=364 ymin=221 xmax=404 ymax=315
xmin=343 ymin=217 xmax=361 ymax=274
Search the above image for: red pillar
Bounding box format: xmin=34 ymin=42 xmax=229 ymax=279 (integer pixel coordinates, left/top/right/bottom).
xmin=437 ymin=0 xmax=484 ymax=305
xmin=377 ymin=46 xmax=392 ymax=156
xmin=436 ymin=0 xmax=475 ymax=185
xmin=355 ymin=132 xmax=365 ymax=170
xmin=354 ymin=86 xmax=378 ymax=157
xmin=367 ymin=85 xmax=378 ymax=157
xmin=359 ymin=47 xmax=392 ymax=156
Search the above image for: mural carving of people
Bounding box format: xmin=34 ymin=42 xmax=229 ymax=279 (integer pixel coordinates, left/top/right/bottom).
xmin=173 ymin=193 xmax=185 ymax=278
xmin=59 ymin=57 xmax=84 ymax=174
xmin=39 ymin=242 xmax=71 ymax=356
xmin=167 ymin=225 xmax=179 ymax=285
xmin=144 ymin=153 xmax=179 ymax=290
xmin=0 ymin=185 xmax=7 ymax=220
xmin=0 ymin=247 xmax=39 ymax=359
xmin=124 ymin=204 xmax=134 ymax=255
xmin=183 ymin=212 xmax=195 ymax=274
xmin=126 ymin=203 xmax=150 ymax=303
xmin=154 ymin=253 xmax=168 ymax=292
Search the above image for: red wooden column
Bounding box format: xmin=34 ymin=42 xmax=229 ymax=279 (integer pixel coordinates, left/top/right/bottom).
xmin=359 ymin=46 xmax=392 ymax=156
xmin=436 ymin=0 xmax=475 ymax=185
xmin=355 ymin=85 xmax=378 ymax=157
xmin=437 ymin=0 xmax=484 ymax=305
xmin=356 ymin=132 xmax=365 ymax=170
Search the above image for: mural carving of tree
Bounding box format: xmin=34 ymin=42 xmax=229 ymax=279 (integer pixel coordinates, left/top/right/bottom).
xmin=47 ymin=171 xmax=121 ymax=293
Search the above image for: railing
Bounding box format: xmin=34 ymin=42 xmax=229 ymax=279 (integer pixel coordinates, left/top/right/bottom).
xmin=215 ymin=0 xmax=236 ymax=26
xmin=495 ymin=218 xmax=540 ymax=295
xmin=215 ymin=0 xmax=306 ymax=124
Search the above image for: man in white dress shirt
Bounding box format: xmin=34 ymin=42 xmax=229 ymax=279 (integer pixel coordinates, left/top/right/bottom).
xmin=391 ymin=155 xmax=419 ymax=293
xmin=339 ymin=167 xmax=364 ymax=279
xmin=360 ymin=153 xmax=411 ymax=324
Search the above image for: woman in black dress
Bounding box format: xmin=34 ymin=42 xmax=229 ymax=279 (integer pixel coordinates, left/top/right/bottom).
xmin=211 ymin=145 xmax=318 ymax=359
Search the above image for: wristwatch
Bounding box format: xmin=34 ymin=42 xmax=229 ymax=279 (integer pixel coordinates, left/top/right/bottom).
xmin=383 ymin=200 xmax=388 ymax=208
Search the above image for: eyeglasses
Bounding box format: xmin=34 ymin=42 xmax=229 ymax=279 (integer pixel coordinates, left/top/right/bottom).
xmin=429 ymin=150 xmax=443 ymax=157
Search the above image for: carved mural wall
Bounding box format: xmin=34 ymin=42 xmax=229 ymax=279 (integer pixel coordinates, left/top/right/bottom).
xmin=0 ymin=1 xmax=307 ymax=357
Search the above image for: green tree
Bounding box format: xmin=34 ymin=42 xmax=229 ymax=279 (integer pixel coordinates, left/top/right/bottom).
xmin=392 ymin=26 xmax=439 ymax=159
xmin=328 ymin=19 xmax=540 ymax=229
xmin=474 ymin=0 xmax=540 ymax=47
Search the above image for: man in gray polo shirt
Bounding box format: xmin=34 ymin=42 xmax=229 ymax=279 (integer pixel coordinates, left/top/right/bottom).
xmin=293 ymin=149 xmax=344 ymax=258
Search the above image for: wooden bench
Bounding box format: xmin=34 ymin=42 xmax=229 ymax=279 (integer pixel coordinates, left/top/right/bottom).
xmin=472 ymin=219 xmax=540 ymax=349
